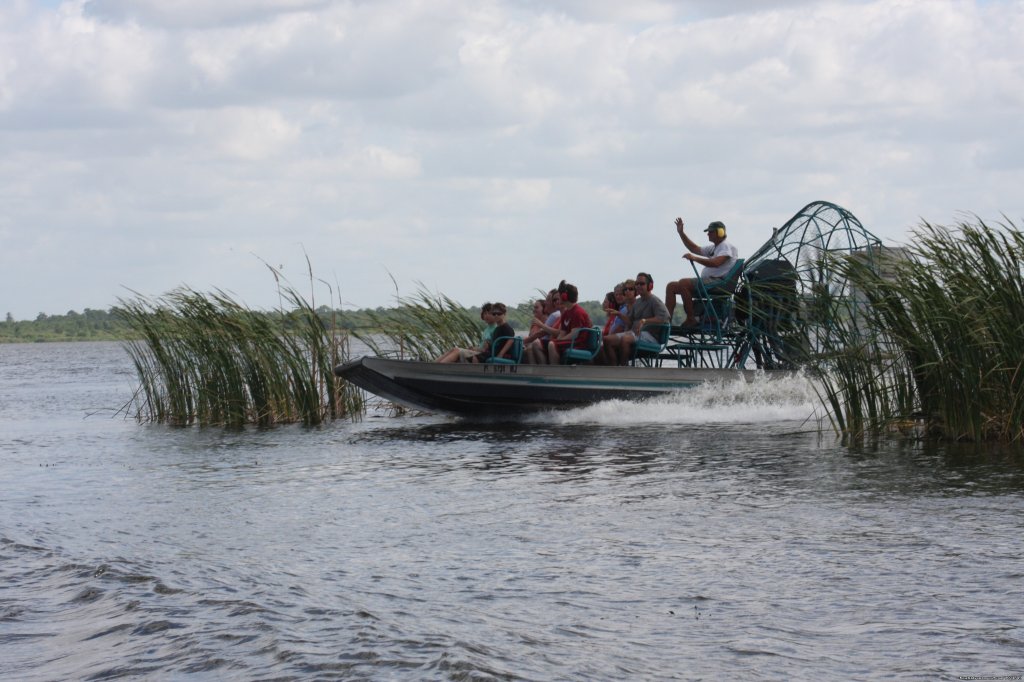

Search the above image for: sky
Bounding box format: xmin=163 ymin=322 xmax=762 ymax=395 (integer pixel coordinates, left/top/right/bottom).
xmin=1 ymin=0 xmax=1022 ymax=319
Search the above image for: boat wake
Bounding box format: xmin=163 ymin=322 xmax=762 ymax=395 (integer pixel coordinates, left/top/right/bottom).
xmin=527 ymin=372 xmax=822 ymax=427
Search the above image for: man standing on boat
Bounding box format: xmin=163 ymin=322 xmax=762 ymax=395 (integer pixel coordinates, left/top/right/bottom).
xmin=613 ymin=272 xmax=670 ymax=365
xmin=665 ymin=218 xmax=739 ymax=327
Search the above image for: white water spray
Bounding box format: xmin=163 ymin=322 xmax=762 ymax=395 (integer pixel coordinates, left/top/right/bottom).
xmin=527 ymin=372 xmax=823 ymax=426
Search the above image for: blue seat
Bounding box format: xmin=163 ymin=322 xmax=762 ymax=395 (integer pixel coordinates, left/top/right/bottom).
xmin=485 ymin=336 xmax=523 ymax=365
xmin=631 ymin=322 xmax=670 ymax=367
xmin=692 ymin=258 xmax=745 ymax=339
xmin=667 ymin=258 xmax=745 ymax=368
xmin=560 ymin=326 xmax=602 ymax=364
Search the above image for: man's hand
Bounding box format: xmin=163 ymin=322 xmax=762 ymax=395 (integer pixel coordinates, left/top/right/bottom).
xmin=675 ymin=217 xmax=685 ymax=237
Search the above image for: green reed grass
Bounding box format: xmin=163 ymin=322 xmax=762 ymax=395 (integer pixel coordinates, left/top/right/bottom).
xmin=352 ymin=286 xmax=483 ymax=361
xmin=811 ymin=218 xmax=1024 ymax=442
xmin=120 ymin=285 xmax=362 ymax=427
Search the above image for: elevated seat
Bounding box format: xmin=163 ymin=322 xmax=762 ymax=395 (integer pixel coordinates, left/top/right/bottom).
xmin=667 ymin=258 xmax=745 ymax=367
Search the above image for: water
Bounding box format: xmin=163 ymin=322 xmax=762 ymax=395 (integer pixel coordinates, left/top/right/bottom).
xmin=2 ymin=342 xmax=1023 ymax=680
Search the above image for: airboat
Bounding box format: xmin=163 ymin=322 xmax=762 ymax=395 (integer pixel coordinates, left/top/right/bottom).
xmin=336 ymin=201 xmax=895 ymax=416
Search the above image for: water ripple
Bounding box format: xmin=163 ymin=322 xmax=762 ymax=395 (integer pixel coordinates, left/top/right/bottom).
xmin=2 ymin=343 xmax=1024 ymax=680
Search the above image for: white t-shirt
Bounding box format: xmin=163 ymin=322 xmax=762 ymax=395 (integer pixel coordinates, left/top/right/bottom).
xmin=700 ymin=241 xmax=739 ymax=280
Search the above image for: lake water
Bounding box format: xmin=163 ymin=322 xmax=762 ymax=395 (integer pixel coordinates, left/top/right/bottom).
xmin=1 ymin=341 xmax=1023 ymax=680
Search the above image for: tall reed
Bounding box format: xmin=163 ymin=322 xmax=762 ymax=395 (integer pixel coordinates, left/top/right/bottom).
xmin=352 ymin=286 xmax=483 ymax=361
xmin=120 ymin=285 xmax=362 ymax=427
xmin=811 ymin=218 xmax=1024 ymax=442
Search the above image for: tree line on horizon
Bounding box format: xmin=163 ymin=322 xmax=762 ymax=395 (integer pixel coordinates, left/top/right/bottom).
xmin=0 ymin=299 xmax=608 ymax=343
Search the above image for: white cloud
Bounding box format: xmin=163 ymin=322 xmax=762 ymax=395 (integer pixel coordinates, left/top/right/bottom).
xmin=188 ymin=106 xmax=301 ymax=160
xmin=0 ymin=0 xmax=1022 ymax=319
xmin=83 ymin=0 xmax=332 ymax=29
xmin=288 ymin=145 xmax=422 ymax=180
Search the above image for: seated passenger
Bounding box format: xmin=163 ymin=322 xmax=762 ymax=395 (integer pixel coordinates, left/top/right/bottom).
xmin=615 ymin=272 xmax=669 ymax=365
xmin=600 ymin=283 xmax=630 ymax=365
xmin=665 ymin=217 xmax=739 ymax=327
xmin=600 ymin=290 xmax=618 ymax=335
xmin=528 ymin=299 xmax=546 ymax=338
xmin=547 ymin=280 xmax=594 ymax=364
xmin=483 ymin=303 xmax=517 ymax=361
xmin=523 ymin=289 xmax=561 ymax=364
xmin=436 ymin=302 xmax=495 ymax=363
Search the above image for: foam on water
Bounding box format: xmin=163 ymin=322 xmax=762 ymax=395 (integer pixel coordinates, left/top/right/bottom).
xmin=528 ymin=372 xmax=822 ymax=426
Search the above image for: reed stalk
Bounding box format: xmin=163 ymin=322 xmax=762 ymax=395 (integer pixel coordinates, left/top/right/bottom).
xmin=810 ymin=218 xmax=1024 ymax=442
xmin=352 ymin=286 xmax=482 ymax=361
xmin=120 ymin=284 xmax=362 ymax=427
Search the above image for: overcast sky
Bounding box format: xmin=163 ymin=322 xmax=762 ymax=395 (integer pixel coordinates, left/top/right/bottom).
xmin=1 ymin=0 xmax=1021 ymax=319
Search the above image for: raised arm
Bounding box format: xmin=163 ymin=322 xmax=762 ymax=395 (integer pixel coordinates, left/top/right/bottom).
xmin=675 ymin=217 xmax=701 ymax=254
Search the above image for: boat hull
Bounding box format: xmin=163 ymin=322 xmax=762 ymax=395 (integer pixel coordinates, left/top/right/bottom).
xmin=335 ymin=356 xmax=782 ymax=416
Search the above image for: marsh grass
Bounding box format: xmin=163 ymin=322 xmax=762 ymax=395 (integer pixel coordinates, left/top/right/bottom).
xmin=352 ymin=286 xmax=483 ymax=361
xmin=120 ymin=285 xmax=362 ymax=427
xmin=812 ymin=218 xmax=1024 ymax=442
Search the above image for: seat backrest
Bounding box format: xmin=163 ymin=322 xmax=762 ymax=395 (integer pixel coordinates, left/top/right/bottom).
xmin=695 ymin=259 xmax=744 ymax=321
xmin=576 ymin=326 xmax=601 ymax=353
xmin=489 ymin=335 xmax=523 ymax=363
xmin=705 ymin=258 xmax=745 ymax=294
xmin=561 ymin=326 xmax=602 ymax=364
xmin=642 ymin=322 xmax=671 ymax=346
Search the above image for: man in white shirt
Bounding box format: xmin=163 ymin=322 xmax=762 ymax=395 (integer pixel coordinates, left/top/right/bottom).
xmin=665 ymin=218 xmax=739 ymax=327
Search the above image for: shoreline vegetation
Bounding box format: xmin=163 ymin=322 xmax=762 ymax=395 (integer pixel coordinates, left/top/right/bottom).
xmin=0 ymin=300 xmax=598 ymax=344
xmin=7 ymin=216 xmax=1023 ymax=442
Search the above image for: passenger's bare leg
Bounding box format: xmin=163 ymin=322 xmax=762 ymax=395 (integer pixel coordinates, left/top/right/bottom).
xmin=437 ymin=348 xmax=460 ymax=363
xmin=665 ymin=280 xmax=681 ymax=319
xmin=523 ymin=340 xmax=537 ymax=364
xmin=620 ymin=336 xmax=635 ymax=365
xmin=599 ymin=336 xmax=613 ymax=365
xmin=606 ymin=335 xmax=622 ymax=366
xmin=680 ymin=279 xmax=698 ymax=325
xmin=547 ymin=341 xmax=560 ymax=365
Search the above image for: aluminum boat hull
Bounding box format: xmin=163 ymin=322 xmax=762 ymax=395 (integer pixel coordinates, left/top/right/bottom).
xmin=335 ymin=356 xmax=784 ymax=416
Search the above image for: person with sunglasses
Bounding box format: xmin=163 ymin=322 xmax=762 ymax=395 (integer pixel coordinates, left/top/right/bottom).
xmin=612 ymin=272 xmax=669 ymax=365
xmin=600 ymin=282 xmax=631 ymax=364
xmin=482 ymin=303 xmax=517 ymax=362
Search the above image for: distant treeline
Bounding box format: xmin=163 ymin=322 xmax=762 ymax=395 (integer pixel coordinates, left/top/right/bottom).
xmin=0 ymin=300 xmax=608 ymax=343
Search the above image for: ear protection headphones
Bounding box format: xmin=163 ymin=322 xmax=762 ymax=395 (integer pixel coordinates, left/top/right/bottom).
xmin=706 ymin=222 xmax=726 ymax=239
xmin=560 ymin=292 xmax=569 ymax=301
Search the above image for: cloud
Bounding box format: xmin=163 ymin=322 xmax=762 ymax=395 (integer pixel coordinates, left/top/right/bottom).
xmin=83 ymin=0 xmax=334 ymax=29
xmin=0 ymin=0 xmax=1022 ymax=319
xmin=190 ymin=107 xmax=301 ymax=160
